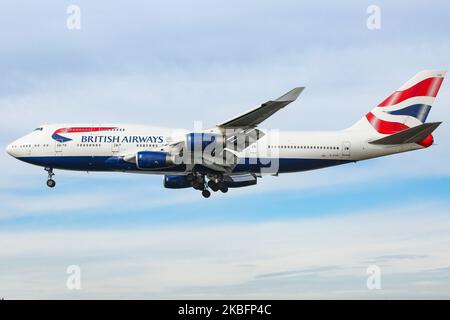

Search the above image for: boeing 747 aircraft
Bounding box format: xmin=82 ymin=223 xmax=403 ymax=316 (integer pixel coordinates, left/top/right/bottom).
xmin=6 ymin=70 xmax=445 ymax=198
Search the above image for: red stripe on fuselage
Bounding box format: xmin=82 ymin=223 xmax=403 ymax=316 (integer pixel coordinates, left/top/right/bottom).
xmin=54 ymin=127 xmax=116 ymax=134
xmin=378 ymin=77 xmax=443 ymax=107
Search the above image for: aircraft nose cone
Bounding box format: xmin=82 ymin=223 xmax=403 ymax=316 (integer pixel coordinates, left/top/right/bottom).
xmin=6 ymin=143 xmax=14 ymax=157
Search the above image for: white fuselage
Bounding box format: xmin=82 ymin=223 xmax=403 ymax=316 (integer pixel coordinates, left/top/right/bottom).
xmin=6 ymin=123 xmax=422 ymax=175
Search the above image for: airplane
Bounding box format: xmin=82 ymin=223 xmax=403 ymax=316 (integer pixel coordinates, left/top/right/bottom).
xmin=6 ymin=70 xmax=445 ymax=198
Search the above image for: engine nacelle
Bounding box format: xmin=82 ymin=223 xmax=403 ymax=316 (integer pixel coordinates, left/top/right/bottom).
xmin=136 ymin=151 xmax=174 ymax=170
xmin=164 ymin=175 xmax=192 ymax=189
xmin=185 ymin=133 xmax=225 ymax=153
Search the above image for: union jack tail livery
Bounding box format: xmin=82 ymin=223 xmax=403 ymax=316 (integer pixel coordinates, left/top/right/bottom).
xmin=349 ymin=70 xmax=445 ymax=147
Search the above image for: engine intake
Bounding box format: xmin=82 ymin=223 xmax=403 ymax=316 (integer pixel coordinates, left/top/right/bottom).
xmin=136 ymin=151 xmax=174 ymax=170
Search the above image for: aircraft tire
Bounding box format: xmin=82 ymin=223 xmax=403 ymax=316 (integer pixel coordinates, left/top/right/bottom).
xmin=202 ymin=189 xmax=211 ymax=198
xmin=47 ymin=179 xmax=56 ymax=188
xmin=207 ymin=180 xmax=219 ymax=192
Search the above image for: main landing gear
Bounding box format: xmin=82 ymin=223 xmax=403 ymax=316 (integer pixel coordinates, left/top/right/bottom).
xmin=187 ymin=173 xmax=229 ymax=198
xmin=187 ymin=173 xmax=210 ymax=198
xmin=207 ymin=180 xmax=228 ymax=194
xmin=202 ymin=189 xmax=211 ymax=198
xmin=45 ymin=167 xmax=56 ymax=188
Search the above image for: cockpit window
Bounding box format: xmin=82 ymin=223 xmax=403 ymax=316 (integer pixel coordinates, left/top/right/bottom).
xmin=34 ymin=127 xmax=43 ymax=131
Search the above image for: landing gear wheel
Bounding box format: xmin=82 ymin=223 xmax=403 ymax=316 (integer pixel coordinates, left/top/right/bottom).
xmin=220 ymin=186 xmax=228 ymax=193
xmin=47 ymin=179 xmax=56 ymax=188
xmin=193 ymin=182 xmax=203 ymax=190
xmin=207 ymin=180 xmax=219 ymax=192
xmin=45 ymin=167 xmax=55 ymax=188
xmin=202 ymin=189 xmax=211 ymax=198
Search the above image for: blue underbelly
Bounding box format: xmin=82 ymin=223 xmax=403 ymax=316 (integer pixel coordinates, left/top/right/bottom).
xmin=17 ymin=156 xmax=351 ymax=173
xmin=234 ymin=157 xmax=351 ymax=173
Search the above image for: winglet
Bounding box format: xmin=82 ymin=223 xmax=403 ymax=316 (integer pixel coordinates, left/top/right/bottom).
xmin=275 ymin=87 xmax=305 ymax=102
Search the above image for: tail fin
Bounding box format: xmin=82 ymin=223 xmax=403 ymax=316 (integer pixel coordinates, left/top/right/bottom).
xmin=348 ymin=70 xmax=446 ymax=147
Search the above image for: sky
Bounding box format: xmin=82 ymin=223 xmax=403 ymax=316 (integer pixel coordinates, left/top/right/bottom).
xmin=0 ymin=0 xmax=450 ymax=299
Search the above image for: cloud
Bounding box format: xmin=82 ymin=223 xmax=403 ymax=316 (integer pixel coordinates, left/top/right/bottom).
xmin=363 ymin=254 xmax=429 ymax=265
xmin=0 ymin=179 xmax=202 ymax=219
xmin=255 ymin=266 xmax=342 ymax=279
xmin=1 ymin=203 xmax=450 ymax=299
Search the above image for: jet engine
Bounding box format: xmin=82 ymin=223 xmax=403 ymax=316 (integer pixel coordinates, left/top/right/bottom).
xmin=163 ymin=175 xmax=192 ymax=189
xmin=136 ymin=151 xmax=175 ymax=170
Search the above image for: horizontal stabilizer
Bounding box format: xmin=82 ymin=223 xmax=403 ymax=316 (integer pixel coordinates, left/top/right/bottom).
xmin=369 ymin=122 xmax=442 ymax=145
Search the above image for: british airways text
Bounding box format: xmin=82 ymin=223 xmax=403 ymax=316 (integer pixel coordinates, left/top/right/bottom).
xmin=81 ymin=135 xmax=164 ymax=144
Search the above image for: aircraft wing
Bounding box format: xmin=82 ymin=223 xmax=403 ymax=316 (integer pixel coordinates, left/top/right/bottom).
xmin=125 ymin=87 xmax=304 ymax=175
xmin=217 ymin=87 xmax=305 ymax=128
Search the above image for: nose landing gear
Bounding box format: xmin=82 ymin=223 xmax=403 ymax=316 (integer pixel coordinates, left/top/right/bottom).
xmin=45 ymin=167 xmax=56 ymax=188
xmin=47 ymin=179 xmax=56 ymax=188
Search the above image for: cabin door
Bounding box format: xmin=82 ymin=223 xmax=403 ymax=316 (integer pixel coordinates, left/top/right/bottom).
xmin=342 ymin=141 xmax=351 ymax=156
